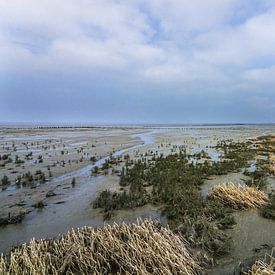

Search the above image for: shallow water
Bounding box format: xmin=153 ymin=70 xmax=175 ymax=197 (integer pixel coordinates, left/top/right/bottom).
xmin=0 ymin=125 xmax=274 ymax=274
xmin=210 ymin=210 xmax=275 ymax=274
xmin=52 ymin=131 xmax=156 ymax=182
xmin=200 ymin=171 xmax=247 ymax=198
xmin=0 ymin=175 xmax=165 ymax=253
xmin=0 ymin=130 xmax=161 ymax=253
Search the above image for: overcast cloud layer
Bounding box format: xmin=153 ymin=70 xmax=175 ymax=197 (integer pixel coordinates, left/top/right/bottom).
xmin=0 ymin=0 xmax=275 ymax=124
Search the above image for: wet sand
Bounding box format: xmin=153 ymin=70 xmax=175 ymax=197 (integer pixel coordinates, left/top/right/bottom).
xmin=0 ymin=128 xmax=154 ymax=252
xmin=210 ymin=210 xmax=275 ymax=274
xmin=0 ymin=125 xmax=275 ymax=274
xmin=0 ymin=127 xmax=145 ymax=182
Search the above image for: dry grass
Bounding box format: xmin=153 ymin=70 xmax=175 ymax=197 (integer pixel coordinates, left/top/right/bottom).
xmin=0 ymin=219 xmax=198 ymax=275
xmin=269 ymin=154 xmax=275 ymax=175
xmin=209 ymin=182 xmax=269 ymax=209
xmin=247 ymin=249 xmax=275 ymax=275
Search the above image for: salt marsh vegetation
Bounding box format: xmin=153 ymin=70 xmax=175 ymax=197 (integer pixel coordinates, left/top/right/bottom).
xmin=0 ymin=125 xmax=274 ymax=274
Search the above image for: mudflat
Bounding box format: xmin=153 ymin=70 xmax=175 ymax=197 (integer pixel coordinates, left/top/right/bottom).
xmin=0 ymin=125 xmax=275 ymax=274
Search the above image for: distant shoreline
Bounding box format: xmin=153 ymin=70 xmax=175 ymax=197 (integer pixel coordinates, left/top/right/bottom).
xmin=0 ymin=122 xmax=275 ymax=129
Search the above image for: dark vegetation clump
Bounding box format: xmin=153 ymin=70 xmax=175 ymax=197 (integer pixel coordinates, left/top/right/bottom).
xmin=92 ymin=166 xmax=99 ymax=174
xmin=1 ymin=154 xmax=12 ymax=162
xmin=22 ymin=172 xmax=34 ymax=186
xmin=0 ymin=211 xmax=27 ymax=226
xmin=0 ymin=154 xmax=12 ymax=167
xmin=102 ymin=160 xmax=109 ymax=170
xmin=34 ymin=170 xmax=46 ymax=183
xmin=243 ymin=159 xmax=271 ymax=189
xmin=243 ymin=169 xmax=268 ymax=189
xmin=32 ymin=200 xmax=45 ymax=209
xmin=14 ymin=155 xmax=24 ymax=164
xmin=94 ymin=140 xmax=257 ymax=258
xmin=46 ymin=190 xmax=56 ymax=197
xmin=71 ymin=177 xmax=76 ymax=187
xmin=1 ymin=175 xmax=10 ymax=186
xmin=16 ymin=171 xmax=46 ymax=188
xmin=1 ymin=170 xmax=47 ymax=190
xmin=260 ymin=194 xmax=275 ymax=220
xmin=93 ymin=189 xmax=150 ymax=219
xmin=25 ymin=152 xmax=33 ymax=160
xmin=37 ymin=155 xmax=43 ymax=163
xmin=89 ymin=156 xmax=96 ymax=162
xmin=211 ymin=140 xmax=256 ymax=174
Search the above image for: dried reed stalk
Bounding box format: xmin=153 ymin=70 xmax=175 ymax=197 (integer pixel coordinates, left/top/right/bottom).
xmin=209 ymin=182 xmax=269 ymax=209
xmin=247 ymin=248 xmax=275 ymax=275
xmin=0 ymin=219 xmax=198 ymax=275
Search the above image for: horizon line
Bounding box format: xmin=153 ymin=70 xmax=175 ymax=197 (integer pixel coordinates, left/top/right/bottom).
xmin=1 ymin=122 xmax=275 ymax=127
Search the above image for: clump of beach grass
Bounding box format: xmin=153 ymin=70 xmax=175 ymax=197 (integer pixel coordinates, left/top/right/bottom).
xmin=247 ymin=249 xmax=275 ymax=275
xmin=0 ymin=219 xmax=198 ymax=275
xmin=209 ymin=183 xmax=269 ymax=210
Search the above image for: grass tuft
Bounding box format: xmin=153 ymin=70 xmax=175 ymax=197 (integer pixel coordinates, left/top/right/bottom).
xmin=247 ymin=249 xmax=275 ymax=275
xmin=0 ymin=219 xmax=198 ymax=275
xmin=209 ymin=183 xmax=269 ymax=210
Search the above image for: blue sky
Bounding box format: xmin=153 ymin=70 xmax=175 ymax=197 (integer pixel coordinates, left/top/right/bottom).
xmin=0 ymin=0 xmax=275 ymax=124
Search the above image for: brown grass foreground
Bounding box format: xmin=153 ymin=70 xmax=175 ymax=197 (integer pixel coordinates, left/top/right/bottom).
xmin=0 ymin=219 xmax=198 ymax=275
xmin=247 ymin=249 xmax=275 ymax=275
xmin=210 ymin=183 xmax=269 ymax=209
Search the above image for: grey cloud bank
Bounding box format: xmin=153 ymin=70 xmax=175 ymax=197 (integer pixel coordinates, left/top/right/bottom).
xmin=0 ymin=0 xmax=275 ymax=123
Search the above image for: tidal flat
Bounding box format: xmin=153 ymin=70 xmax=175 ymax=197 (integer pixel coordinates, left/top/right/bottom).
xmin=0 ymin=125 xmax=274 ymax=274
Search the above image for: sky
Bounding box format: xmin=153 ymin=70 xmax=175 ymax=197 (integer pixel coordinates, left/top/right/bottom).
xmin=0 ymin=0 xmax=275 ymax=124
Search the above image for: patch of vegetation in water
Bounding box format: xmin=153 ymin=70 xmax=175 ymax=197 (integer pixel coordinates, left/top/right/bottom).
xmin=93 ymin=189 xmax=150 ymax=220
xmin=243 ymin=157 xmax=272 ymax=190
xmin=255 ymin=135 xmax=275 ymax=176
xmin=0 ymin=209 xmax=29 ymax=226
xmin=243 ymin=169 xmax=268 ymax=189
xmin=239 ymin=135 xmax=275 ymax=222
xmin=260 ymin=194 xmax=275 ymax=220
xmin=257 ymin=135 xmax=275 ymax=152
xmin=93 ymin=139 xmax=257 ymax=259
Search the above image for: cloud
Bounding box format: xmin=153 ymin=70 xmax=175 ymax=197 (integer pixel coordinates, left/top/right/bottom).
xmin=194 ymin=7 xmax=275 ymax=67
xmin=0 ymin=0 xmax=274 ymax=122
xmin=243 ymin=66 xmax=275 ymax=83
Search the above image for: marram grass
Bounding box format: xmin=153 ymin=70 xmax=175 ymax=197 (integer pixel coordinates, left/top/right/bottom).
xmin=0 ymin=219 xmax=198 ymax=275
xmin=209 ymin=182 xmax=269 ymax=209
xmin=247 ymin=248 xmax=275 ymax=275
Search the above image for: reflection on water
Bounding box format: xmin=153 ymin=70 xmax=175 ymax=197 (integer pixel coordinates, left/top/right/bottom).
xmin=210 ymin=210 xmax=275 ymax=274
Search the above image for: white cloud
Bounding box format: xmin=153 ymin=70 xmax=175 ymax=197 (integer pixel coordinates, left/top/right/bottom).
xmin=242 ymin=66 xmax=275 ymax=86
xmin=0 ymin=0 xmax=275 ymax=97
xmin=142 ymin=0 xmax=240 ymax=33
xmin=193 ymin=6 xmax=275 ymax=66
